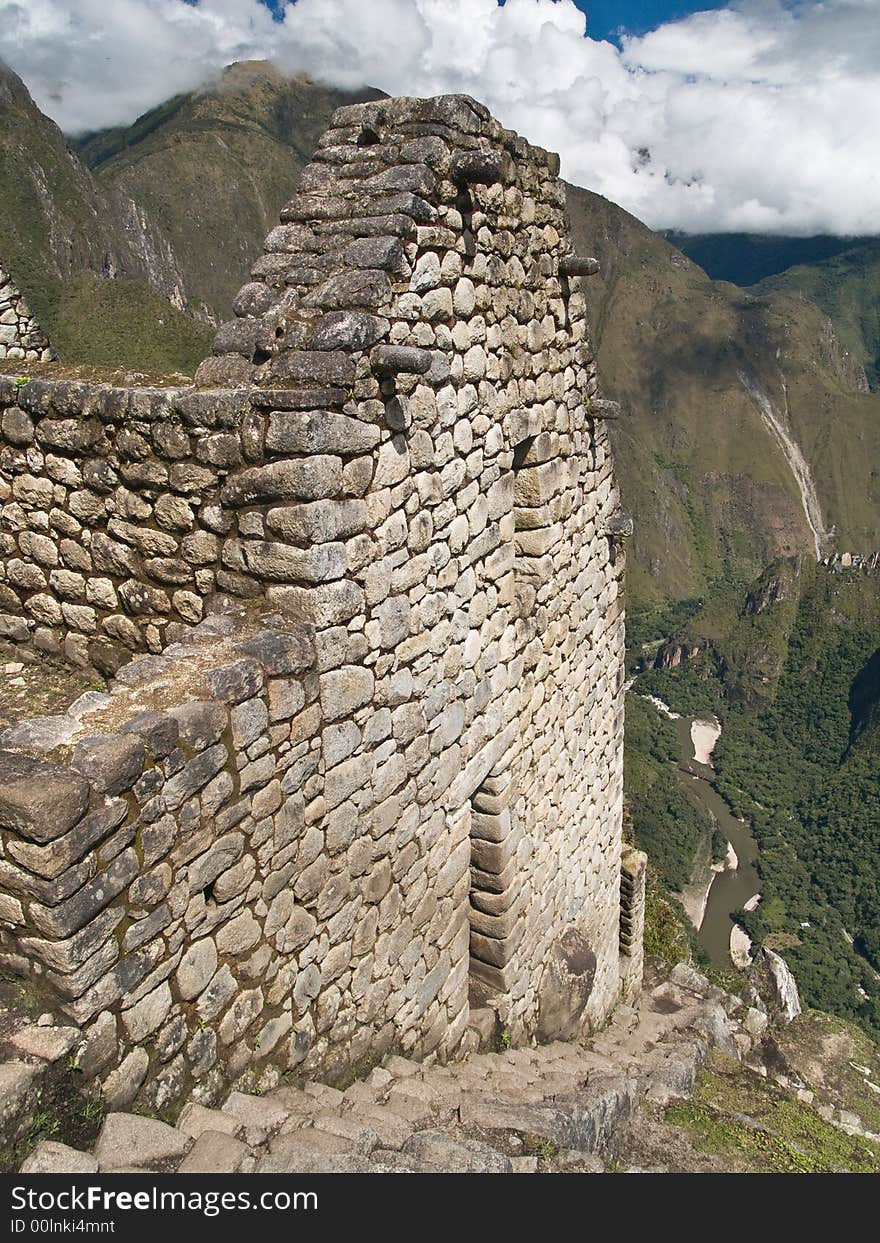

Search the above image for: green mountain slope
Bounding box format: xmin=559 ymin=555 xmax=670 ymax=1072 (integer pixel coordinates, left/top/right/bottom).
xmin=756 ymin=240 xmax=880 ymax=391
xmin=1 ymin=60 xmax=379 ymax=371
xmin=0 ymin=60 xmax=210 ymax=371
xmin=76 ymin=61 xmax=383 ymax=322
xmin=567 ymin=186 xmax=880 ymax=606
xmin=668 ymin=231 xmax=880 ymax=392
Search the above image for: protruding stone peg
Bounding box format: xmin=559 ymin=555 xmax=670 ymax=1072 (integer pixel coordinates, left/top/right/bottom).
xmin=450 ymin=150 xmax=511 ymax=186
xmin=589 ymin=399 xmax=622 ymax=419
xmin=371 ymin=345 xmax=433 ymax=376
xmin=604 ymin=515 xmax=634 ymax=539
xmin=560 ymin=255 xmax=601 ymax=277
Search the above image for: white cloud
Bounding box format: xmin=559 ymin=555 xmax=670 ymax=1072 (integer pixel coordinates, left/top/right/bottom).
xmin=1 ymin=0 xmax=879 ymax=235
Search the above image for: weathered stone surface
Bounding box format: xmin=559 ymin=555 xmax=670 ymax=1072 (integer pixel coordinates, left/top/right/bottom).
xmin=169 ymin=701 xmax=226 ymax=749
xmin=404 ymin=1131 xmax=512 ymax=1173
xmin=310 ymin=311 xmax=390 ymax=351
xmin=221 ymin=458 xmax=343 ymax=506
xmin=266 ymin=499 xmax=368 ymax=543
xmin=101 ymin=1049 xmax=150 ymax=1110
xmin=177 ymin=1130 xmax=250 ymax=1173
xmin=450 ymin=149 xmax=511 ymax=185
xmin=257 ymin=350 xmax=356 ymax=388
xmin=266 ymin=410 xmax=379 ymax=455
xmin=20 ymin=1142 xmax=99 ymax=1174
xmin=206 ymin=659 xmax=263 ymax=705
xmin=320 ymin=666 xmax=374 ymax=720
xmin=188 ymin=835 xmax=245 ymax=895
xmin=560 ymin=254 xmax=601 ymax=277
xmin=257 ymin=1130 xmax=370 ymax=1174
xmin=748 ymin=948 xmax=802 ymax=1023
xmin=176 ymin=1101 xmax=241 ymax=1141
xmin=238 ymin=629 xmax=313 ymax=675
xmin=371 ymin=345 xmax=433 ymax=375
xmin=304 ymin=269 xmax=392 ymax=311
xmin=536 ymin=930 xmax=598 ymax=1042
xmin=71 ymin=735 xmax=145 ymax=796
xmin=9 ymin=1024 xmax=79 ymax=1062
xmin=121 ymin=711 xmax=180 ymax=758
xmin=221 ymin=1091 xmax=290 ymax=1145
xmin=162 ymin=745 xmax=228 ymax=809
xmin=0 ymin=1061 xmax=41 ymax=1140
xmin=0 ymin=753 xmax=90 ymax=842
xmin=94 ymin=1113 xmax=190 ymax=1170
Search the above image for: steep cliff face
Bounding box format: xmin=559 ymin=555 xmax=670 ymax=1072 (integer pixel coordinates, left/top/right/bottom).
xmin=0 ymin=64 xmax=183 ymax=318
xmin=566 ymin=186 xmax=880 ymax=604
xmin=0 ymin=62 xmax=211 ymax=372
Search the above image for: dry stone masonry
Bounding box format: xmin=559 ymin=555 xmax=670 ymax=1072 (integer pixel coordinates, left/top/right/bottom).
xmin=0 ymin=267 xmax=55 ymax=364
xmin=0 ymin=95 xmax=643 ymax=1124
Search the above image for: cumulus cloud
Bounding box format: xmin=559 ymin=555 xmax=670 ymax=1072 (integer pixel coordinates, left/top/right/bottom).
xmin=1 ymin=0 xmax=879 ymax=235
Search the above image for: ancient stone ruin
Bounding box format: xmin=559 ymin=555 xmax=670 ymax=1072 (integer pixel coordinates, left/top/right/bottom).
xmin=0 ymin=94 xmax=644 ymax=1128
xmin=0 ymin=266 xmax=54 ymax=364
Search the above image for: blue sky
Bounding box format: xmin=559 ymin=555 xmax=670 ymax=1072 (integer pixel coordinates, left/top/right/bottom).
xmin=569 ymin=2 xmax=724 ymax=42
xmin=253 ymin=2 xmax=725 ymax=44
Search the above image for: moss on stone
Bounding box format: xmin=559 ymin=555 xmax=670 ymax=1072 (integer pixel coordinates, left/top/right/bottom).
xmin=666 ymin=1052 xmax=880 ymax=1173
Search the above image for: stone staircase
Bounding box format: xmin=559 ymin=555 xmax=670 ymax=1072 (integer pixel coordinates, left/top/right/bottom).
xmin=18 ymin=961 xmax=772 ymax=1173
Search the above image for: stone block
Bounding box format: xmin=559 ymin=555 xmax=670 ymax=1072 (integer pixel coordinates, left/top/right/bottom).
xmin=0 ymin=752 xmax=90 ymax=842
xmin=266 ymin=410 xmax=379 ymax=455
xmin=71 ymin=734 xmax=145 ymax=796
xmin=20 ymin=1142 xmax=99 ymax=1175
xmin=94 ymin=1113 xmax=190 ymax=1171
xmin=177 ymin=1131 xmax=250 ymax=1174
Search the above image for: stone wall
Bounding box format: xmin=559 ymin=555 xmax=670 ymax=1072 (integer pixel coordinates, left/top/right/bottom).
xmin=0 ymin=94 xmax=637 ymax=1116
xmin=0 ymin=266 xmax=55 ymax=364
xmin=0 ymin=376 xmax=265 ymax=667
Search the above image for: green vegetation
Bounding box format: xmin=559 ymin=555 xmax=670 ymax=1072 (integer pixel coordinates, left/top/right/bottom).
xmin=713 ymin=569 xmax=880 ymax=1037
xmin=0 ymin=1074 xmax=105 ymax=1174
xmin=670 ymin=230 xmax=880 ymax=389
xmin=625 ymin=597 xmax=703 ymax=672
xmin=757 ymin=238 xmax=880 ymax=391
xmin=51 ymin=273 xmax=212 ymax=374
xmin=77 ymin=62 xmax=383 ymax=326
xmin=641 ymin=867 xmax=696 ymax=965
xmin=627 ymin=559 xmax=880 ymax=1043
xmin=1 ymin=59 xmax=378 ymax=373
xmin=637 ymin=659 xmax=722 ymax=719
xmin=624 ymin=696 xmax=713 ymax=891
xmin=710 ymin=829 xmax=728 ymax=865
xmin=667 ymin=1052 xmax=880 ymax=1173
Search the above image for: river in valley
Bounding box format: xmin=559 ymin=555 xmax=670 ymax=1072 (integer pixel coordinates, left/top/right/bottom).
xmin=670 ymin=713 xmax=761 ymax=965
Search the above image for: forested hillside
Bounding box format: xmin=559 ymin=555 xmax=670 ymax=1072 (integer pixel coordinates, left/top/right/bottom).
xmin=633 ymin=561 xmax=880 ymax=1040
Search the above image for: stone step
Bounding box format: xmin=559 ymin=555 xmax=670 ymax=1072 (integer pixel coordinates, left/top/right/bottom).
xmin=15 ymin=961 xmax=760 ymax=1175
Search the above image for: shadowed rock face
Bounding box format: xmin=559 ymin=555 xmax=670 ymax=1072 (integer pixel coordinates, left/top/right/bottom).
xmin=749 ymin=947 xmax=802 ymax=1023
xmin=537 ymin=930 xmax=598 ymax=1042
